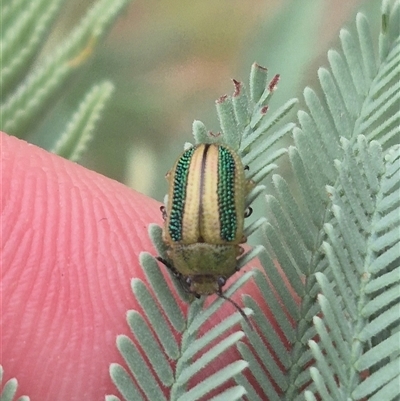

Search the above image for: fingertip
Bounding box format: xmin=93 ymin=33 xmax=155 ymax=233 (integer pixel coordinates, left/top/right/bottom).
xmin=1 ymin=132 xmax=161 ymax=399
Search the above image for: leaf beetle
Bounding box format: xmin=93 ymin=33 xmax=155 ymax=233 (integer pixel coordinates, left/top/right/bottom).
xmin=157 ymin=143 xmax=254 ymax=323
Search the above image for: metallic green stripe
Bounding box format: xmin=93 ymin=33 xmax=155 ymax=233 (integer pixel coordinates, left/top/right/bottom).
xmin=218 ymin=146 xmax=237 ymax=241
xmin=168 ymin=147 xmax=196 ymax=241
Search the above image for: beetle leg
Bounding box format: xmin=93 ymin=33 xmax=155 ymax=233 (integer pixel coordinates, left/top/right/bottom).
xmin=217 ymin=276 xmax=227 ymax=293
xmin=156 ymin=256 xmax=181 ymax=277
xmin=160 ymin=205 xmax=167 ymax=220
xmin=244 ymin=206 xmax=253 ymax=218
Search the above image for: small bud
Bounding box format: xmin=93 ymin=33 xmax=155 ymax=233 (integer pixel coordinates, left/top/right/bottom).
xmin=232 ymin=79 xmax=242 ymax=97
xmin=216 ymin=94 xmax=228 ymax=104
xmin=268 ymin=74 xmax=280 ymax=92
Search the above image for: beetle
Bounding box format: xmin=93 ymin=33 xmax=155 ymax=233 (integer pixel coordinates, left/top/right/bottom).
xmin=156 ymin=143 xmax=254 ymax=322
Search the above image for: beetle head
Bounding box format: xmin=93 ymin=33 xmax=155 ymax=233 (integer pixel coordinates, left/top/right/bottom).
xmin=184 ymin=275 xmax=221 ymax=296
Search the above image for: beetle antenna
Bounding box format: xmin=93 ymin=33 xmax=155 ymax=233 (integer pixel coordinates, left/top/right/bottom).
xmin=217 ymin=292 xmax=253 ymax=330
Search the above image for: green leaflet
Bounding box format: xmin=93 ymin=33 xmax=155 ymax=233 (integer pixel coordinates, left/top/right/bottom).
xmin=0 ymin=365 xmax=30 ymax=401
xmin=1 ymin=0 xmax=131 ymax=153
xmin=239 ymin=2 xmax=400 ymax=400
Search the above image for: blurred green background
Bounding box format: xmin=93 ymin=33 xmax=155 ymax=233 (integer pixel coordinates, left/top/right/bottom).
xmin=28 ymin=0 xmax=380 ymax=201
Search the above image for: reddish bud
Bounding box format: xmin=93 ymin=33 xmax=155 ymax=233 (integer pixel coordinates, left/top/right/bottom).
xmin=216 ymin=94 xmax=228 ymax=104
xmin=268 ymin=74 xmax=280 ymax=92
xmin=232 ymin=79 xmax=242 ymax=97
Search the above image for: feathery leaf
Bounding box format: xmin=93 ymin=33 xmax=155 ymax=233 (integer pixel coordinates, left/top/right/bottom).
xmin=1 ymin=0 xmax=64 ymax=97
xmin=50 ymin=81 xmax=114 ymax=161
xmin=1 ymin=0 xmax=131 ymax=138
xmin=234 ymin=2 xmax=400 ymax=400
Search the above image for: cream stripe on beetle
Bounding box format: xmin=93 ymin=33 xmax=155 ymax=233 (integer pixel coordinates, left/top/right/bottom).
xmin=160 ymin=143 xmax=254 ymax=297
xmin=181 ymin=144 xmax=207 ymax=243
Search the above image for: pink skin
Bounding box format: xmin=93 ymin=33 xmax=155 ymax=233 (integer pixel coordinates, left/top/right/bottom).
xmin=2 ymin=132 xmax=163 ymax=400
xmin=2 ymin=132 xmax=278 ymax=401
